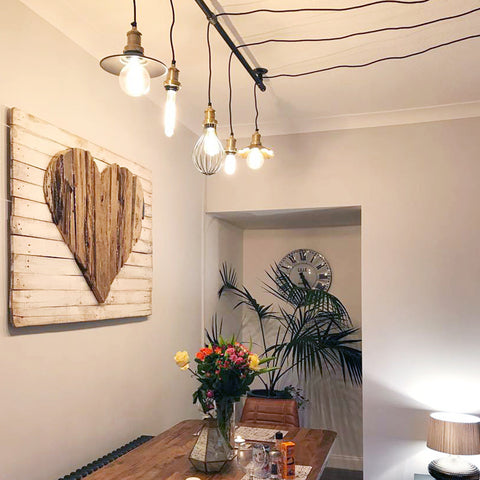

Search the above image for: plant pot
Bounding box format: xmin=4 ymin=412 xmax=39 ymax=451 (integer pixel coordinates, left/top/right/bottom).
xmin=248 ymin=389 xmax=292 ymax=399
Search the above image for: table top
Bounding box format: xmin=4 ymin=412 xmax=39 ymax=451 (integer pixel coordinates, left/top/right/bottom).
xmin=86 ymin=419 xmax=337 ymax=480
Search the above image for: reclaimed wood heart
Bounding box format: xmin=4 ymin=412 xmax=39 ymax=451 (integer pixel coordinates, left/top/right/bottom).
xmin=44 ymin=148 xmax=144 ymax=303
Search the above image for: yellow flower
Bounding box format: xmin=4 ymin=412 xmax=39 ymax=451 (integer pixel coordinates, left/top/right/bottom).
xmin=174 ymin=351 xmax=190 ymax=370
xmin=249 ymin=354 xmax=260 ymax=371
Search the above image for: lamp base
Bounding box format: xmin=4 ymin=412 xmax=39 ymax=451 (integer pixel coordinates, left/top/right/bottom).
xmin=428 ymin=457 xmax=480 ymax=480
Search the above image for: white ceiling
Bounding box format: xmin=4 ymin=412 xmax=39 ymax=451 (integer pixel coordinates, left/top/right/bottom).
xmin=19 ymin=0 xmax=480 ymax=138
xmin=210 ymin=206 xmax=361 ymax=230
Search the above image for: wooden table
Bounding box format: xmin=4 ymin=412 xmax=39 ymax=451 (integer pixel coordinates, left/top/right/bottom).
xmin=87 ymin=420 xmax=337 ymax=480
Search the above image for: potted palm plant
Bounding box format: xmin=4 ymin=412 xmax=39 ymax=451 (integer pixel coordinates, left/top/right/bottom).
xmin=217 ymin=263 xmax=362 ymax=399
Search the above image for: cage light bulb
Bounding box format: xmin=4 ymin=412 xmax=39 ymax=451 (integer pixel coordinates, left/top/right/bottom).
xmin=246 ymin=147 xmax=264 ymax=170
xmin=224 ymin=153 xmax=237 ymax=175
xmin=203 ymin=127 xmax=222 ymax=156
xmin=164 ymin=89 xmax=177 ymax=137
xmin=119 ymin=56 xmax=150 ymax=97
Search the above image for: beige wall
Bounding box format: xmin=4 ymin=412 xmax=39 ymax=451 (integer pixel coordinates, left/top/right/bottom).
xmin=0 ymin=2 xmax=203 ymax=479
xmin=204 ymin=216 xmax=244 ymax=339
xmin=207 ymin=118 xmax=480 ymax=479
xmin=242 ymin=226 xmax=362 ymax=470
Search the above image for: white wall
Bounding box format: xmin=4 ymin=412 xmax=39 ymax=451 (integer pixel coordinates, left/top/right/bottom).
xmin=204 ymin=216 xmax=244 ymax=340
xmin=207 ymin=117 xmax=480 ymax=479
xmin=0 ymin=2 xmax=203 ymax=479
xmin=242 ymin=226 xmax=362 ymax=470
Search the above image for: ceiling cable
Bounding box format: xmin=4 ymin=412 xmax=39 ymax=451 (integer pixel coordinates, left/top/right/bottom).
xmin=253 ymin=83 xmax=259 ymax=131
xmin=265 ymin=34 xmax=480 ymax=79
xmin=169 ymin=0 xmax=176 ymax=64
xmin=228 ymin=51 xmax=234 ymax=136
xmin=132 ymin=0 xmax=137 ymax=27
xmin=216 ymin=0 xmax=431 ymax=17
xmin=235 ymin=7 xmax=480 ymax=51
xmin=207 ymin=22 xmax=212 ymax=105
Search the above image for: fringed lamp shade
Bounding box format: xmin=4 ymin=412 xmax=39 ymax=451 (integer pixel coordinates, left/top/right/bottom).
xmin=427 ymin=412 xmax=480 ymax=455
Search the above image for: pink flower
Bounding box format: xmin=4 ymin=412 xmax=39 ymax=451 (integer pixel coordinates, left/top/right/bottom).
xmin=207 ymin=390 xmax=214 ymax=398
xmin=226 ymin=347 xmax=236 ymax=356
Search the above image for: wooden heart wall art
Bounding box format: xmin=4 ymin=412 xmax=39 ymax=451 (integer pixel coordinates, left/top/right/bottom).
xmin=44 ymin=148 xmax=144 ymax=303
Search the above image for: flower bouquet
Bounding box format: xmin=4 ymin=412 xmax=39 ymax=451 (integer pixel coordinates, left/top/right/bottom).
xmin=175 ymin=336 xmax=273 ymax=447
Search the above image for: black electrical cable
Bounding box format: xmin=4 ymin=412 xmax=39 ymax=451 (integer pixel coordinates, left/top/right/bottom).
xmin=217 ymin=0 xmax=431 ymax=17
xmin=235 ymin=7 xmax=480 ymax=51
xmin=207 ymin=22 xmax=212 ymax=105
xmin=265 ymin=34 xmax=480 ymax=79
xmin=253 ymin=83 xmax=259 ymax=131
xmin=131 ymin=0 xmax=137 ymax=27
xmin=228 ymin=51 xmax=234 ymax=136
xmin=169 ymin=0 xmax=176 ymax=64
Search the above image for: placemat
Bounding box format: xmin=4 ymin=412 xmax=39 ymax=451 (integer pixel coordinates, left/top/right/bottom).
xmin=241 ymin=465 xmax=313 ymax=480
xmin=235 ymin=426 xmax=289 ymax=443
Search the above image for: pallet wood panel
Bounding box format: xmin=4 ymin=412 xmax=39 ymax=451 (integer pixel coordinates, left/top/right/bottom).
xmin=8 ymin=108 xmax=153 ymax=326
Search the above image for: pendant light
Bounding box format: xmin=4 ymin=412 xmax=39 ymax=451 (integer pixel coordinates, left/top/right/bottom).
xmin=224 ymin=135 xmax=237 ymax=175
xmin=223 ymin=53 xmax=238 ymax=175
xmin=192 ymin=23 xmax=225 ymax=175
xmin=164 ymin=64 xmax=180 ymax=137
xmin=238 ymin=130 xmax=274 ymax=170
xmin=238 ymin=83 xmax=274 ymax=170
xmin=100 ymin=0 xmax=167 ymax=97
xmin=193 ymin=104 xmax=225 ymax=175
xmin=164 ymin=0 xmax=181 ymax=137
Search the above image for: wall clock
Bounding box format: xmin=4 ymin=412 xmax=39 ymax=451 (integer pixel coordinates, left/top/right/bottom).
xmin=278 ymin=249 xmax=332 ymax=291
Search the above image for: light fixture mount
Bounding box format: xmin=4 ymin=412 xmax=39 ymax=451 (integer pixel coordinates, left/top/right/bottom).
xmin=203 ymin=104 xmax=218 ymax=128
xmin=100 ymin=26 xmax=167 ymax=78
xmin=225 ymin=134 xmax=237 ymax=154
xmin=164 ymin=63 xmax=181 ymax=91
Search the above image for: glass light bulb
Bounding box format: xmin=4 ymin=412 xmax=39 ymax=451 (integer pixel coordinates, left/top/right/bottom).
xmin=192 ymin=126 xmax=225 ymax=175
xmin=224 ymin=153 xmax=237 ymax=175
xmin=246 ymin=147 xmax=264 ymax=170
xmin=203 ymin=127 xmax=222 ymax=156
xmin=119 ymin=56 xmax=150 ymax=97
xmin=164 ymin=89 xmax=177 ymax=137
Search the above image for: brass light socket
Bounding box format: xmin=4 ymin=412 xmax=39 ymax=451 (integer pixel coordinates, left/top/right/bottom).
xmin=249 ymin=130 xmax=263 ymax=148
xmin=225 ymin=135 xmax=237 ymax=154
xmin=124 ymin=26 xmax=144 ymax=55
xmin=203 ymin=105 xmax=218 ymax=128
xmin=164 ymin=64 xmax=181 ymax=90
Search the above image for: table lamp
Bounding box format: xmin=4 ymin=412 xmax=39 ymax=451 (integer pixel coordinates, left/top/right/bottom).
xmin=427 ymin=412 xmax=480 ymax=480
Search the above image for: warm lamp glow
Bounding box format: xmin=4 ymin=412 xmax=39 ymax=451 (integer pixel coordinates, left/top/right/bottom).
xmin=119 ymin=56 xmax=151 ymax=97
xmin=164 ymin=89 xmax=177 ymax=137
xmin=224 ymin=153 xmax=237 ymax=175
xmin=246 ymin=148 xmax=264 ymax=170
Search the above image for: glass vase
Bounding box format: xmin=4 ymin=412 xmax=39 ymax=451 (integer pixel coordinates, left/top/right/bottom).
xmin=216 ymin=397 xmax=236 ymax=450
xmin=189 ymin=417 xmax=232 ymax=473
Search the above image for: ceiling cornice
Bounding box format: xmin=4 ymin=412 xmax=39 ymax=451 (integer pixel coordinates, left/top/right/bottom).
xmin=218 ymin=100 xmax=480 ymax=138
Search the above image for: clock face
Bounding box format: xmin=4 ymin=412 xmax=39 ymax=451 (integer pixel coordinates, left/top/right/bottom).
xmin=278 ymin=249 xmax=332 ymax=291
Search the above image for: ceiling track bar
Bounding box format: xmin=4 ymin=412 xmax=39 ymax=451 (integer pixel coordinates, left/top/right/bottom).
xmin=193 ymin=0 xmax=267 ymax=91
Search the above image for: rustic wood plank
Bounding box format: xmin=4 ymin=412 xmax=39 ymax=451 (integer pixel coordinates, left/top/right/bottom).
xmin=12 ymin=272 xmax=152 ymax=291
xmin=10 ymin=226 xmax=151 ymax=255
xmin=12 ymin=253 xmax=151 ymax=275
xmin=12 ymin=304 xmax=152 ymax=327
xmin=10 ymin=171 xmax=152 ymax=208
xmin=83 ymin=420 xmax=336 ymax=480
xmin=11 ymin=143 xmax=153 ymax=194
xmin=11 ymin=289 xmax=151 ymax=308
xmin=10 ymin=109 xmax=153 ymax=185
xmin=11 ymin=197 xmax=152 ymax=231
xmin=9 ymin=108 xmax=153 ymax=326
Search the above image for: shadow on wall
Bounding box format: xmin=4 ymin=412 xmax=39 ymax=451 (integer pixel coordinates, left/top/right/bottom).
xmin=7 ymin=316 xmax=148 ymax=336
xmin=364 ymin=378 xmax=435 ymax=479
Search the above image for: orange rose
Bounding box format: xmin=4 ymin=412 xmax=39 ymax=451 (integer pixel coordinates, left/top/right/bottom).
xmin=196 ymin=347 xmax=213 ymax=361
